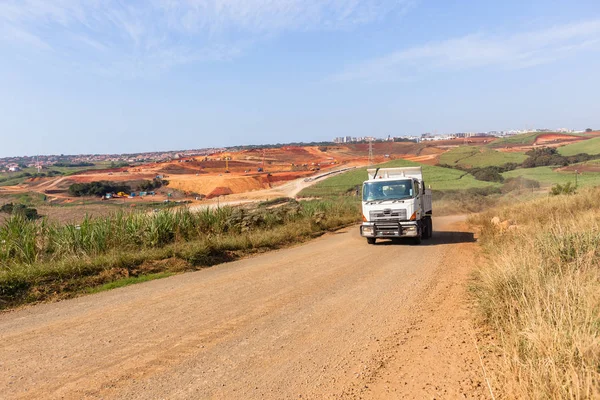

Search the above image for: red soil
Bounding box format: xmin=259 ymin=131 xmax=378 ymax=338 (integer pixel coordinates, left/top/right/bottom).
xmin=206 ymin=187 xmax=233 ymax=199
xmin=534 ymin=134 xmax=585 ymax=145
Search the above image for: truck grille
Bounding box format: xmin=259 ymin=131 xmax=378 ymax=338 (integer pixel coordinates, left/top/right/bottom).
xmin=369 ymin=209 xmax=407 ymax=221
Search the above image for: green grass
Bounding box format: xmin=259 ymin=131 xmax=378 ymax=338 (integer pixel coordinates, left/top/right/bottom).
xmin=502 ymin=166 xmax=600 ymax=187
xmin=439 ymin=146 xmax=527 ymax=167
xmin=86 ymin=272 xmax=176 ymax=294
xmin=0 ymin=163 xmax=114 ymax=187
xmin=489 ymin=132 xmax=540 ymax=147
xmin=298 ymin=159 xmax=499 ymax=197
xmin=558 ymin=136 xmax=600 ymax=156
xmin=490 ymin=132 xmax=589 ymax=148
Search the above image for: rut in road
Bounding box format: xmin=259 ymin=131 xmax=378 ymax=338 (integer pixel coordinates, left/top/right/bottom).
xmin=0 ymin=216 xmax=489 ymax=399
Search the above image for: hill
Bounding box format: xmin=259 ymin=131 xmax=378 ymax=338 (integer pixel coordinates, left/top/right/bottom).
xmin=439 ymin=146 xmax=526 ymax=167
xmin=298 ymin=159 xmax=498 ymax=198
xmin=558 ymin=136 xmax=600 ymax=156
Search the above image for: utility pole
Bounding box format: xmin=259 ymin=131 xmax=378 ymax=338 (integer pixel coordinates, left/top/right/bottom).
xmin=368 ymin=140 xmax=374 ymax=165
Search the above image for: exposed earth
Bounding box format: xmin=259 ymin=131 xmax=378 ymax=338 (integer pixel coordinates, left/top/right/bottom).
xmin=0 ymin=216 xmax=491 ymax=399
xmin=1 ymin=134 xmax=597 ymax=207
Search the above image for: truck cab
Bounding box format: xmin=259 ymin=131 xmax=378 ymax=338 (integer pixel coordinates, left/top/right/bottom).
xmin=360 ymin=167 xmax=433 ymax=244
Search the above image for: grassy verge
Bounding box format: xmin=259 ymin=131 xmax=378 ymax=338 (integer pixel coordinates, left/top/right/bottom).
xmin=469 ymin=189 xmax=600 ymax=398
xmin=86 ymin=272 xmax=176 ymax=294
xmin=0 ymin=198 xmax=361 ymax=309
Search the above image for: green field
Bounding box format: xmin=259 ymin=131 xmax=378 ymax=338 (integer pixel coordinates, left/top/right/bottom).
xmin=558 ymin=136 xmax=600 ymax=156
xmin=439 ymin=146 xmax=527 ymax=167
xmin=489 ymin=132 xmax=540 ymax=147
xmin=298 ymin=159 xmax=499 ymax=197
xmin=502 ymin=166 xmax=600 ymax=188
xmin=489 ymin=132 xmax=587 ymax=148
xmin=0 ymin=162 xmax=114 ymax=187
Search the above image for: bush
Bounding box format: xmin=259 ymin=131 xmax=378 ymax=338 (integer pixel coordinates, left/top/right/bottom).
xmin=550 ymin=181 xmax=577 ymax=195
xmin=501 ymin=177 xmax=540 ymax=193
xmin=522 ymin=147 xmax=600 ymax=168
xmin=471 ymin=167 xmax=504 ymax=182
xmin=0 ymin=203 xmax=41 ymax=220
xmin=138 ymin=178 xmax=168 ymax=191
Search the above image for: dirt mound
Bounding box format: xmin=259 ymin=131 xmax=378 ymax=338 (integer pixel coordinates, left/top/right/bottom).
xmin=207 ymin=187 xmax=233 ymax=199
xmin=159 ymin=164 xmax=204 ymax=175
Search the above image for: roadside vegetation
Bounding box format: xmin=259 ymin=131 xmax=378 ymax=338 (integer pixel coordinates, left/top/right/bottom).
xmin=0 ymin=198 xmax=360 ymax=309
xmin=470 ymin=188 xmax=600 ymax=398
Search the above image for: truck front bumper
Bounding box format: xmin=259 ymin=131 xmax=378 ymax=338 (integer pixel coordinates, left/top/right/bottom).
xmin=360 ymin=222 xmax=419 ymax=238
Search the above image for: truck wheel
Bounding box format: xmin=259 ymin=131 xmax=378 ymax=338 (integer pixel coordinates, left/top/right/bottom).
xmin=422 ymin=217 xmax=432 ymax=240
xmin=413 ymin=235 xmax=422 ymax=245
xmin=367 ymin=238 xmax=376 ymax=245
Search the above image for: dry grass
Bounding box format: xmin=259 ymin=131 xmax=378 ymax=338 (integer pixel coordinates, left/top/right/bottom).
xmin=470 ymin=189 xmax=600 ymax=399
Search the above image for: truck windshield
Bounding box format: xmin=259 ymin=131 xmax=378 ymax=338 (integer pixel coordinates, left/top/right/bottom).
xmin=363 ymin=180 xmax=413 ymax=202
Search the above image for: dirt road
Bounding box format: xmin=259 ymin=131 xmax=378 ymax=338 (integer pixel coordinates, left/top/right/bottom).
xmin=0 ymin=216 xmax=489 ymax=399
xmin=189 ymin=167 xmax=356 ymax=211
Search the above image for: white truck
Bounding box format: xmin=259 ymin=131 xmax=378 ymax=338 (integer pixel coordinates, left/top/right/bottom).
xmin=360 ymin=166 xmax=433 ymax=244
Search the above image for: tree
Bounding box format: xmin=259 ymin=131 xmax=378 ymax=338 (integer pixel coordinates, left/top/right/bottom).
xmin=585 ymin=128 xmax=593 ymax=132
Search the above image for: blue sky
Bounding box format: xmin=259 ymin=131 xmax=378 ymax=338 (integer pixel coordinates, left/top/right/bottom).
xmin=1 ymin=0 xmax=599 ymax=157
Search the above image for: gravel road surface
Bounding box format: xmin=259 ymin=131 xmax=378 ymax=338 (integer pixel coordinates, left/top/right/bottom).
xmin=0 ymin=216 xmax=489 ymax=399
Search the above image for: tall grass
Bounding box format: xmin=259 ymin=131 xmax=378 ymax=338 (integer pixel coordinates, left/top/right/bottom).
xmin=0 ymin=199 xmax=360 ymax=308
xmin=470 ymin=189 xmax=600 ymax=398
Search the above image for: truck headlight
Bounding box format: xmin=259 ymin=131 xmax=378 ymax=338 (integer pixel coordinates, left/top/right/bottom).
xmin=362 ymin=227 xmax=374 ymax=236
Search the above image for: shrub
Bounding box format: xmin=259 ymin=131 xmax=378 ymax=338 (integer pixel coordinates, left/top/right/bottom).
xmin=471 ymin=167 xmax=504 ymax=182
xmin=501 ymin=177 xmax=540 ymax=193
xmin=138 ymin=178 xmax=168 ymax=191
xmin=522 ymin=147 xmax=600 ymax=168
xmin=0 ymin=203 xmax=40 ymax=220
xmin=550 ymin=181 xmax=577 ymax=195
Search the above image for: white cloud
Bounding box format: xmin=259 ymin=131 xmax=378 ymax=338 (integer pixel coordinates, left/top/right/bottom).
xmin=333 ymin=19 xmax=600 ymax=82
xmin=0 ymin=0 xmax=412 ymax=77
